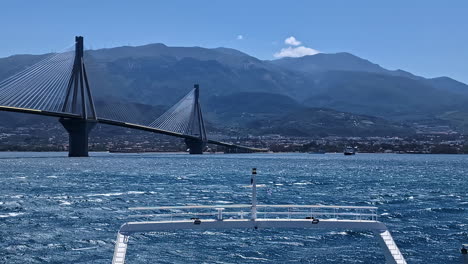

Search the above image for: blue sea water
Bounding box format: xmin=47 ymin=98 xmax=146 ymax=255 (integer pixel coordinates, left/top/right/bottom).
xmin=0 ymin=152 xmax=467 ymax=263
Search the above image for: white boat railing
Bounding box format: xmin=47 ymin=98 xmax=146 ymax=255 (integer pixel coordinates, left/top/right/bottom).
xmin=112 ymin=169 xmax=405 ymax=264
xmin=128 ymin=204 xmax=378 ymax=222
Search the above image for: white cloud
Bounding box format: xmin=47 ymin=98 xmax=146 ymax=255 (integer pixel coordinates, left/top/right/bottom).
xmin=274 ymin=46 xmax=320 ymax=58
xmin=237 ymin=35 xmax=244 ymax=40
xmin=284 ymin=36 xmax=301 ymax=46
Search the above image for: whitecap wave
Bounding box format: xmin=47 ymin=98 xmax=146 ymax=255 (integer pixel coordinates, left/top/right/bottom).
xmin=0 ymin=212 xmax=24 ymax=218
xmin=87 ymin=191 xmax=146 ymax=197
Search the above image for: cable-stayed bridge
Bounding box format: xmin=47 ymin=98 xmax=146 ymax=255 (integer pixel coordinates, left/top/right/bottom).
xmin=0 ymin=36 xmax=267 ymax=156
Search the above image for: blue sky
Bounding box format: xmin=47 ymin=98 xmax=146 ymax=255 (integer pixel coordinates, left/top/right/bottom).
xmin=1 ymin=0 xmax=467 ymax=83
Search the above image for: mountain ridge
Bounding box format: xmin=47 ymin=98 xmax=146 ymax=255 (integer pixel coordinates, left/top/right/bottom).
xmin=1 ymin=43 xmax=468 ymax=135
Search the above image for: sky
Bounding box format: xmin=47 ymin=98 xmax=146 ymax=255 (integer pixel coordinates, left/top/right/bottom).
xmin=1 ymin=0 xmax=467 ymax=83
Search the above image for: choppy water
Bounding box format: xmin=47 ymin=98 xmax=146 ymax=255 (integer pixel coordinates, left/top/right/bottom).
xmin=0 ymin=152 xmax=467 ymax=263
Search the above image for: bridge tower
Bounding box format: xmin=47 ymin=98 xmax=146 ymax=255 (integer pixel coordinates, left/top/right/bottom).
xmin=184 ymin=84 xmax=207 ymax=154
xmin=59 ymin=36 xmax=97 ymax=157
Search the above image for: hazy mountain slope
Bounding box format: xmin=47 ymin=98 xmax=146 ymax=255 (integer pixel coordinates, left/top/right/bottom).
xmin=426 ymin=77 xmax=468 ymax=95
xmin=270 ymin=52 xmax=424 ymax=80
xmin=302 ymin=71 xmax=466 ymax=119
xmin=248 ymin=107 xmax=414 ymax=137
xmin=206 ymin=92 xmax=301 ymax=115
xmin=83 ymin=51 xmax=309 ymax=105
xmin=204 ymin=92 xmax=303 ymax=127
xmin=271 ymin=52 xmax=389 ymax=74
xmin=272 ymin=52 xmax=468 ymax=96
xmin=204 ymin=92 xmax=413 ymax=136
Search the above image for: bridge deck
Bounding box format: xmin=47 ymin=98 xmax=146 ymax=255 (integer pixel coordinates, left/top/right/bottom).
xmin=98 ymin=118 xmax=267 ymax=152
xmin=0 ymin=105 xmax=267 ymax=152
xmin=0 ymin=105 xmax=81 ymax=119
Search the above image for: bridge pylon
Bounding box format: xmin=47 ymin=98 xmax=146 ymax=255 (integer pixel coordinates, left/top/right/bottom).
xmin=59 ymin=36 xmax=97 ymax=157
xmin=184 ymin=84 xmax=207 ymax=154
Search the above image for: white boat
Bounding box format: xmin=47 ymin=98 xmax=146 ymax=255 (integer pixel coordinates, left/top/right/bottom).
xmin=112 ymin=169 xmax=406 ymax=264
xmin=344 ymin=146 xmax=356 ymax=155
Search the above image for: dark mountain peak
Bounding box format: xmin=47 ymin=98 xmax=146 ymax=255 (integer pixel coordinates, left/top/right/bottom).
xmin=86 ymin=43 xmax=170 ymax=61
xmin=213 ymin=47 xmax=251 ymax=57
xmin=309 ymin=51 xmax=359 ymax=59
xmin=272 ymin=51 xmax=387 ymax=74
xmin=431 ymin=76 xmax=461 ymax=82
xmin=136 ymin=43 xmax=168 ymax=49
xmin=86 ymin=43 xmax=262 ymax=69
xmin=427 ymin=76 xmax=468 ymax=95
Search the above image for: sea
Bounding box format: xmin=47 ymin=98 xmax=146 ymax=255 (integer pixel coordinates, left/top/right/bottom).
xmin=0 ymin=152 xmax=467 ymax=263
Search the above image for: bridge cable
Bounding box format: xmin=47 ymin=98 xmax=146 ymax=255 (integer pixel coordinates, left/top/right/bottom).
xmin=0 ymin=44 xmax=76 ymax=114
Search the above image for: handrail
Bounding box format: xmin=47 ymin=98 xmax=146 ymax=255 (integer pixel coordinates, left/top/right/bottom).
xmin=126 ymin=204 xmax=378 ymax=222
xmin=129 ymin=212 xmax=377 ymax=218
xmin=129 ymin=204 xmax=378 ymax=210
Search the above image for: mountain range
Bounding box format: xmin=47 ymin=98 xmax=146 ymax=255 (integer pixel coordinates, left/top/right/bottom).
xmin=1 ymin=43 xmax=468 ymax=137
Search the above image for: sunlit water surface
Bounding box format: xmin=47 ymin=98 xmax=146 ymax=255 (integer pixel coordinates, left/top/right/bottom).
xmin=1 ymin=152 xmax=467 ymax=263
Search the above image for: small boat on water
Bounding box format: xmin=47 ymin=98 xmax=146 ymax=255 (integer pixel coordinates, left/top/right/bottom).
xmin=344 ymin=146 xmax=356 ymax=155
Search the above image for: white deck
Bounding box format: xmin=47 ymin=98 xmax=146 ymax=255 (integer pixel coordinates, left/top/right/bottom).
xmin=120 ymin=218 xmax=385 ymax=233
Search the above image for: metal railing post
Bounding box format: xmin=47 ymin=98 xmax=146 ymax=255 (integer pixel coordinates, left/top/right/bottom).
xmin=251 ymin=168 xmax=257 ymax=220
xmin=217 ymin=208 xmax=224 ymax=220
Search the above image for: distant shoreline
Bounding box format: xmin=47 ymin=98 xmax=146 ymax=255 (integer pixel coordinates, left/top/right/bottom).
xmin=0 ymin=150 xmax=465 ymax=155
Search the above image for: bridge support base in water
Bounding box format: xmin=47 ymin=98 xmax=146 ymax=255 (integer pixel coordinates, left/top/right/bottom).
xmin=184 ymin=138 xmax=206 ymax=154
xmin=59 ymin=118 xmax=96 ymax=157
